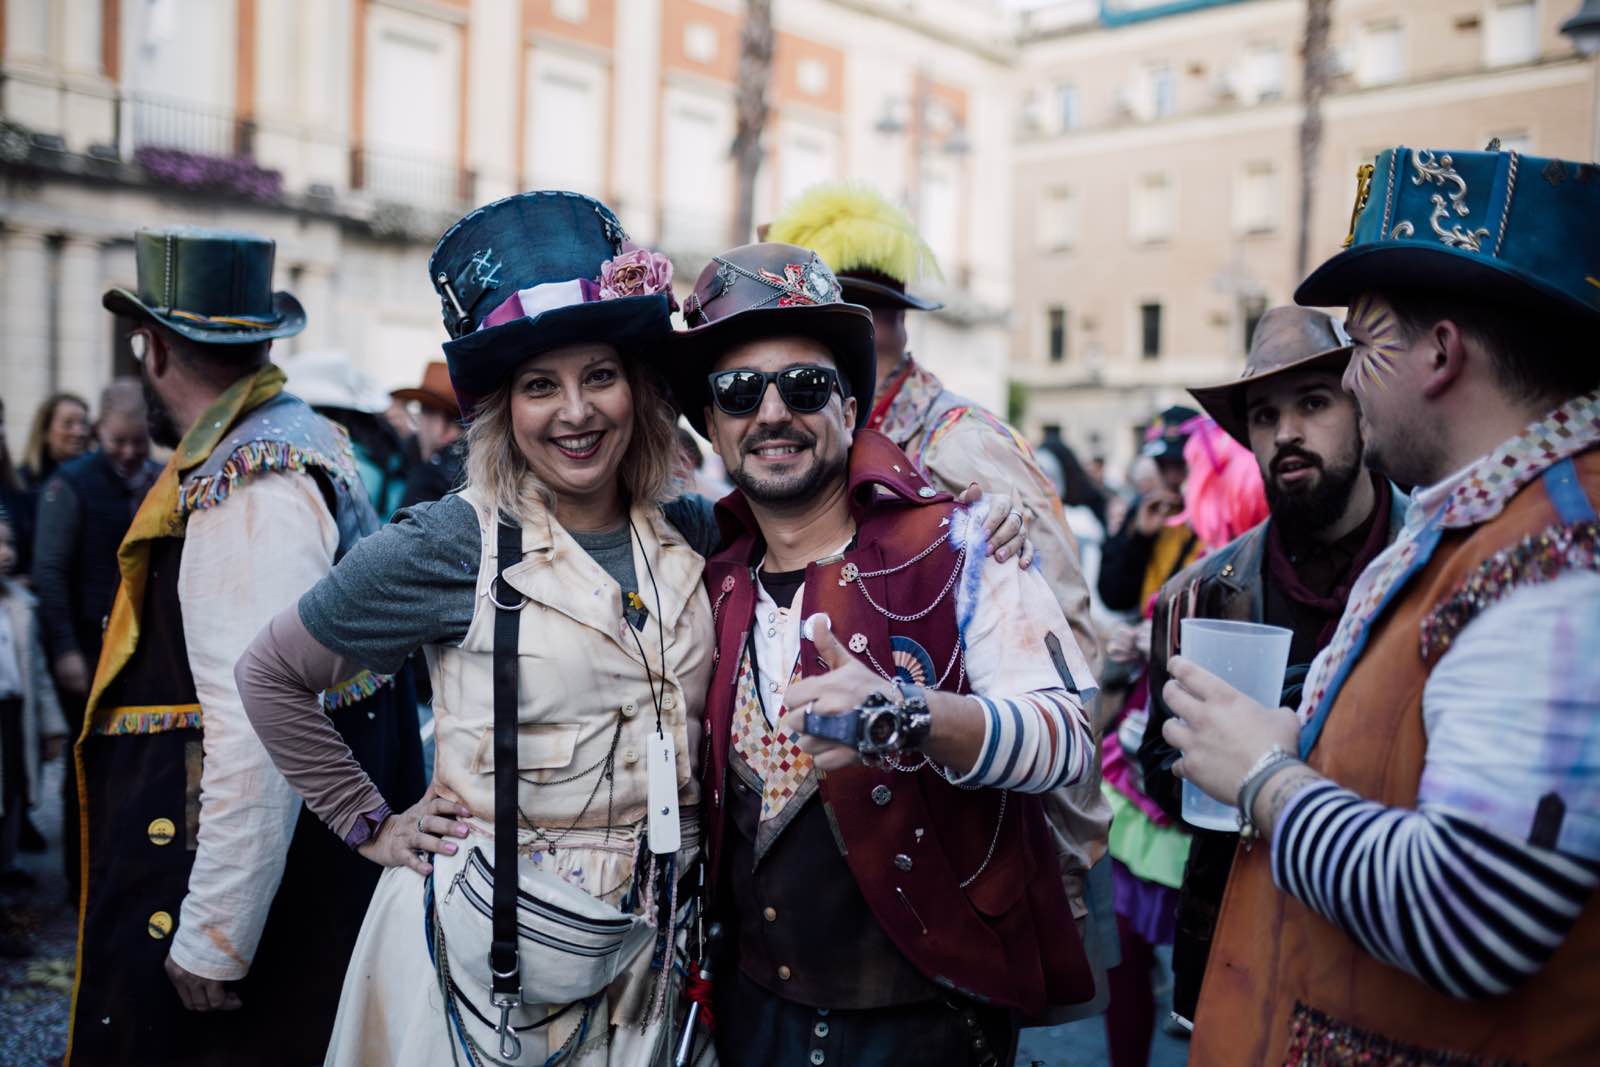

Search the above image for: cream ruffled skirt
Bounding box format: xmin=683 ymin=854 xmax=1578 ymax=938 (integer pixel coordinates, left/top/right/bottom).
xmin=324 ymin=822 xmax=707 ymax=1067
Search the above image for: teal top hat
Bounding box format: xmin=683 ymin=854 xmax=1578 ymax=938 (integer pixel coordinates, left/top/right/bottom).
xmin=428 ymin=190 xmax=674 ymax=417
xmin=102 ymin=227 xmax=306 ymax=344
xmin=1297 ymin=145 xmax=1600 ymax=321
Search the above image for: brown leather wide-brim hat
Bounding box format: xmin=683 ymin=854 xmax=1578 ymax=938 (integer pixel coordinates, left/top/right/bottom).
xmin=1189 ymin=306 xmax=1356 ymax=447
xmin=390 ymin=360 xmax=458 ymax=417
xmin=671 ymin=242 xmax=876 ymax=437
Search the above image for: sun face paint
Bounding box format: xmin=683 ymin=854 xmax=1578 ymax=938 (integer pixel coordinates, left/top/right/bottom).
xmin=1346 ymin=293 xmax=1406 ymax=395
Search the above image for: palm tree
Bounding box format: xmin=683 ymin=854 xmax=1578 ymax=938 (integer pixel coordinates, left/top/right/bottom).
xmin=731 ymin=0 xmax=774 ymax=247
xmin=1296 ymin=0 xmax=1333 ymax=279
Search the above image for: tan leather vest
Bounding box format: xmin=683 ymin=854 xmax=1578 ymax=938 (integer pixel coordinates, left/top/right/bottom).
xmin=1191 ymin=448 xmax=1600 ymax=1067
xmin=429 ymin=486 xmax=713 ymax=828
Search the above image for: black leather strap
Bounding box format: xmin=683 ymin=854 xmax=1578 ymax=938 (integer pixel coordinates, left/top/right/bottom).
xmin=490 ymin=518 xmax=524 ymax=1004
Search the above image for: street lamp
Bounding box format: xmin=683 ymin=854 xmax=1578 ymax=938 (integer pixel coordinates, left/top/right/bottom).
xmin=1562 ymin=0 xmax=1600 ymax=55
xmin=1561 ymin=0 xmax=1600 ymax=160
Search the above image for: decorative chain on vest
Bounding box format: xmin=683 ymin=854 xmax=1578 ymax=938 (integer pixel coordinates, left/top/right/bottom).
xmin=857 ymin=636 xmax=964 ymax=695
xmin=838 ymin=524 xmax=968 ymax=624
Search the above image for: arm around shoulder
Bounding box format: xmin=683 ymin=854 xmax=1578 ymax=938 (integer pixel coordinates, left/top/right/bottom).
xmin=923 ymin=420 xmax=1102 ymax=669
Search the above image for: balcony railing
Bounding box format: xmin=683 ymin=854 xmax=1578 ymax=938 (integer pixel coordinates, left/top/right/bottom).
xmin=351 ymin=144 xmax=474 ymax=211
xmin=122 ymin=92 xmax=254 ymax=158
xmin=105 ymin=91 xmax=471 ymax=213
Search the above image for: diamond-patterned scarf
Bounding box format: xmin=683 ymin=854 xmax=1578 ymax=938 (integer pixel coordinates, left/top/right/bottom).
xmin=729 ymin=651 xmax=812 ymax=828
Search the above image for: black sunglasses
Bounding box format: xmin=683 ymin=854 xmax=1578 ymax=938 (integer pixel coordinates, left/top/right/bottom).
xmin=707 ymin=365 xmax=843 ymax=417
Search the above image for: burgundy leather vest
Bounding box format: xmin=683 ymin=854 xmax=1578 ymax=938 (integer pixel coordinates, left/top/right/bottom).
xmin=700 ymin=430 xmax=1092 ymax=1015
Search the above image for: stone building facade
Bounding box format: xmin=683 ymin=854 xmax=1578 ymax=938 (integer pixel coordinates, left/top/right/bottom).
xmin=1010 ymin=0 xmax=1598 ymax=476
xmin=1 ymin=0 xmax=1016 ymax=451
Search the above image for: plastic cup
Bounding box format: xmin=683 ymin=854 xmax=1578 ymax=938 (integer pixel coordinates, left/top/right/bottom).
xmin=1177 ymin=618 xmax=1293 ymax=832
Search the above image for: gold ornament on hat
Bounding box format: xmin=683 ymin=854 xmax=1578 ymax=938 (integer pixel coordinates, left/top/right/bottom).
xmin=1343 ymin=163 xmax=1375 ymax=249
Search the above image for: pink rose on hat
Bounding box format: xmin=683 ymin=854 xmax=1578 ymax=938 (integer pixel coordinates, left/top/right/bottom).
xmin=598 ymin=242 xmax=674 ymax=301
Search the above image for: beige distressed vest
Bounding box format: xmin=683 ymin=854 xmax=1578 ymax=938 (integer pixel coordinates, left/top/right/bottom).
xmin=429 ymin=487 xmax=713 ymax=832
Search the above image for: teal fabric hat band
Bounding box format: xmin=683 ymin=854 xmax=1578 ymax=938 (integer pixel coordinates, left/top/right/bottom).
xmin=1297 ymin=145 xmax=1600 ymax=322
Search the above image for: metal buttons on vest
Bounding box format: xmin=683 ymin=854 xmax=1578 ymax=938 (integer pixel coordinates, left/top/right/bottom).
xmin=763 ymin=906 xmax=778 ymax=923
xmin=814 ymin=1021 xmax=830 ymax=1038
xmin=777 ymin=965 xmax=792 ymax=981
xmin=810 ymin=1050 xmax=825 ymax=1065
xmin=848 ymin=633 xmax=868 ymax=653
xmin=871 ymin=785 xmax=892 ymax=806
xmin=147 ymin=911 xmax=173 ymax=940
xmin=147 ymin=817 xmax=176 ymax=846
xmin=894 ymin=853 xmax=913 ymax=871
xmin=917 ymin=486 xmax=936 ymax=498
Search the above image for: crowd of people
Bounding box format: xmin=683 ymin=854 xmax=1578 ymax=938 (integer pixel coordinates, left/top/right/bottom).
xmin=0 ymin=140 xmax=1594 ymax=1067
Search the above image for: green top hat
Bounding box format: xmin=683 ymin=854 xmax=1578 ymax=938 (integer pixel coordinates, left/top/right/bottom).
xmin=1297 ymin=145 xmax=1600 ymax=321
xmin=102 ymin=227 xmax=306 ymax=345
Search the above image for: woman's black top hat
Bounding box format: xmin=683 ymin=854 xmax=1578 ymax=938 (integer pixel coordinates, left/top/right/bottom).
xmin=101 ymin=227 xmax=306 ymax=345
xmin=428 ymin=191 xmax=673 ymax=417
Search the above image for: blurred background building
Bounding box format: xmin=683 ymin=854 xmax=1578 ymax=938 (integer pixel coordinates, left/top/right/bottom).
xmin=0 ymin=0 xmax=1016 ymax=454
xmin=1010 ymin=0 xmax=1599 ymax=476
xmin=2 ymin=0 xmax=1598 ymax=475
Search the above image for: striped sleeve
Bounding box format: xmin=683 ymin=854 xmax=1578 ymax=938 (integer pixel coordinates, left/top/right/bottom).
xmin=1271 ymin=780 xmax=1600 ymax=999
xmin=946 ymin=689 xmax=1091 ymax=793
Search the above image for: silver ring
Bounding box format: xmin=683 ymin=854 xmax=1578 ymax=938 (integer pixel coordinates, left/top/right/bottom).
xmin=1008 ymin=508 xmax=1023 ymax=525
xmin=488 ymin=577 xmax=527 ymax=612
xmin=416 ymin=816 xmax=426 ymax=835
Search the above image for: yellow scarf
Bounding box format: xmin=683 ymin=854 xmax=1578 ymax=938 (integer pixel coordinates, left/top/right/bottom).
xmin=78 ymin=363 xmax=287 ymax=738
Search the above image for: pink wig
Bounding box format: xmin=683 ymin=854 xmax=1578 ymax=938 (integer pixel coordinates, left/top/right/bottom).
xmin=1176 ymin=418 xmax=1267 ymax=550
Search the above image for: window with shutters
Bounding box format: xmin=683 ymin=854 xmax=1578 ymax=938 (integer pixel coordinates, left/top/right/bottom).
xmin=1140 ymin=303 xmax=1163 ymax=359
xmin=1047 ymin=306 xmax=1068 ymax=363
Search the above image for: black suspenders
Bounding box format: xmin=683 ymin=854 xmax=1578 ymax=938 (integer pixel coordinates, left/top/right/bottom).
xmin=490 ymin=518 xmax=525 ymax=1055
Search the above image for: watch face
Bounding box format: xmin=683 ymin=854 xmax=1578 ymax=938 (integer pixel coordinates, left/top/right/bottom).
xmin=861 ymin=707 xmax=901 ymax=753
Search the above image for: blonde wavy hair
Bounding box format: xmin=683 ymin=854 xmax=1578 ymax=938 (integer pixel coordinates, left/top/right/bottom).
xmin=463 ymin=356 xmax=679 ymax=525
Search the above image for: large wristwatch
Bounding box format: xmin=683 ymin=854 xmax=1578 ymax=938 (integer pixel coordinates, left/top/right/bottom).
xmin=803 ymin=680 xmax=933 ymax=759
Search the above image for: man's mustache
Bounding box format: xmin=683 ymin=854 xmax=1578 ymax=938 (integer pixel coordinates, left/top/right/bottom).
xmin=740 ymin=428 xmax=816 ymax=456
xmin=1271 ymin=446 xmax=1324 ymax=476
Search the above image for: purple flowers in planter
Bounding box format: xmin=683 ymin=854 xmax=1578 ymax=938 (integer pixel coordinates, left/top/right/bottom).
xmin=134 ymin=146 xmax=283 ymax=201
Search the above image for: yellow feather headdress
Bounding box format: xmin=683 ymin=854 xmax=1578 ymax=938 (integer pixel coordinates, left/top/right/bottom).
xmin=766 ymin=183 xmax=943 ymax=286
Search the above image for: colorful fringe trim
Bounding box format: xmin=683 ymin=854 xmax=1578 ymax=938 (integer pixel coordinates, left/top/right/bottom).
xmin=320 ymin=669 xmax=393 ymax=711
xmin=178 ymin=441 xmax=358 ymax=515
xmin=96 ymin=705 xmax=203 ymax=736
xmin=1420 ymin=521 xmax=1599 ymax=658
xmin=93 ymin=672 xmax=389 ymax=736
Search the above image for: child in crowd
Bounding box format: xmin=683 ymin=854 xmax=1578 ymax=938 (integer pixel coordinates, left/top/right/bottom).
xmin=0 ymin=509 xmax=65 ymax=919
